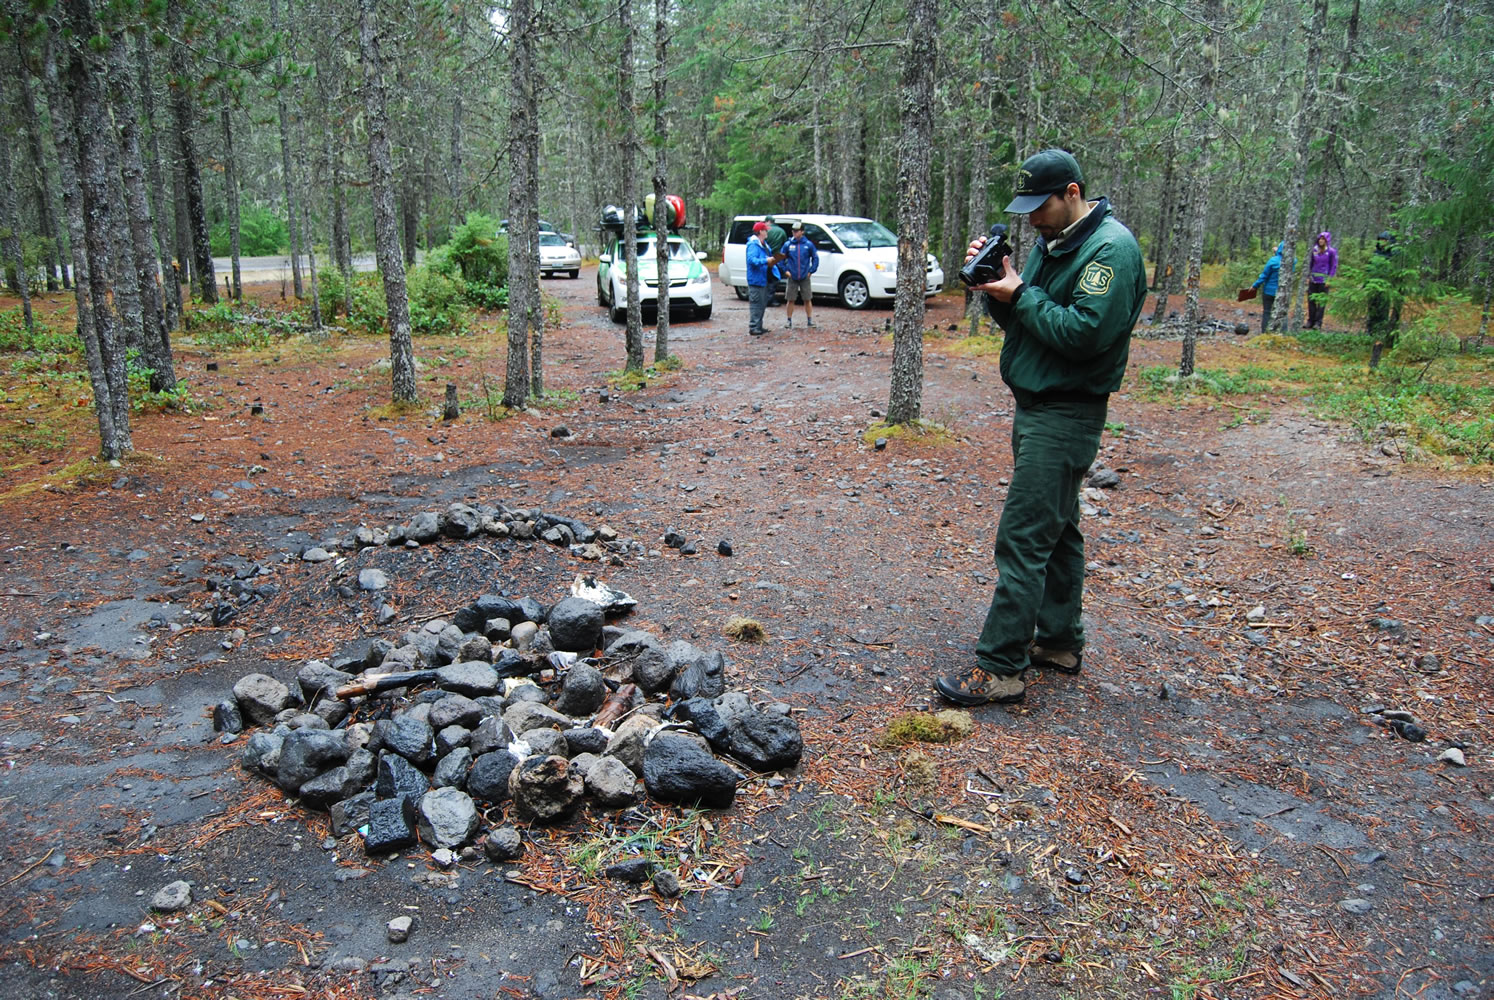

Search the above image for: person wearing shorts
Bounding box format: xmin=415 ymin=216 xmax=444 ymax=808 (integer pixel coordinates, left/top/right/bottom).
xmin=777 ymin=222 xmax=819 ymax=329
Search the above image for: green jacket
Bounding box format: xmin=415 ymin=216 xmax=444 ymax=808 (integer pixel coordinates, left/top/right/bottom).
xmin=985 ymin=198 xmax=1145 ymax=406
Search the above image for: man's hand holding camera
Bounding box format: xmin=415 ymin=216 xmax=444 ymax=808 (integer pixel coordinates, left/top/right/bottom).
xmin=964 ymin=236 xmax=1024 ymax=302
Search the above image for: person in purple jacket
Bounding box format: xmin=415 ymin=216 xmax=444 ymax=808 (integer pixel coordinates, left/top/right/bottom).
xmin=1307 ymin=231 xmax=1338 ymax=329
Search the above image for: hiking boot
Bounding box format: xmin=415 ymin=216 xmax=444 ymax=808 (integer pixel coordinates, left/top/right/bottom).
xmin=934 ymin=666 xmax=1026 ymax=706
xmin=1029 ymin=644 xmax=1082 ymax=674
xmin=785 ymin=317 xmax=793 ymax=329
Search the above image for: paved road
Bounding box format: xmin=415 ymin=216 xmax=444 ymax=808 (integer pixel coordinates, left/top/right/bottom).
xmin=212 ymin=252 xmax=385 ymax=285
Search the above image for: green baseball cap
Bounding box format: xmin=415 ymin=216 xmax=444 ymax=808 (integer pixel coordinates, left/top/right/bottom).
xmin=1004 ymin=149 xmax=1083 ymax=214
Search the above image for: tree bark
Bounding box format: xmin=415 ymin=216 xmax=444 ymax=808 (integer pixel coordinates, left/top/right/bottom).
xmin=620 ymin=0 xmax=644 ymax=371
xmin=651 ymin=0 xmax=671 ymax=364
xmin=220 ymin=106 xmax=243 ymax=301
xmin=1179 ymin=0 xmax=1222 ymax=378
xmin=1275 ymin=0 xmax=1328 ymax=333
xmin=166 ymin=0 xmax=216 ymax=303
xmin=108 ymin=35 xmax=175 ymax=392
xmin=448 ymin=95 xmax=464 ymax=227
xmin=0 ymin=138 xmax=34 ymax=332
xmin=13 ymin=39 xmax=65 ymax=291
xmin=502 ymin=0 xmax=537 ymax=407
xmin=357 ymin=0 xmax=417 ymax=403
xmin=270 ymin=0 xmax=304 ymax=299
xmin=136 ymin=32 xmax=180 ymax=334
xmin=886 ymin=0 xmax=937 ymax=425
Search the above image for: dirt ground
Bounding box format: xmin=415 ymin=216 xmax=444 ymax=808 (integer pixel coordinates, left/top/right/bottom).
xmin=0 ymin=270 xmax=1489 ymax=1000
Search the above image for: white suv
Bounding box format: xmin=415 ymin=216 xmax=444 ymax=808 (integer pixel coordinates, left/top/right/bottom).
xmin=718 ymin=214 xmax=945 ymax=309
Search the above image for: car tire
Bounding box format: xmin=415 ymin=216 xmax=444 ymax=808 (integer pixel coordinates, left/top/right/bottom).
xmin=597 ymin=280 xmax=607 ymax=307
xmin=611 ymin=301 xmax=626 ymax=324
xmin=569 ymin=270 xmax=579 ymax=279
xmin=695 ymin=304 xmax=712 ymax=321
xmin=734 ymin=285 xmax=747 ymax=301
xmin=839 ymin=273 xmax=871 ymax=310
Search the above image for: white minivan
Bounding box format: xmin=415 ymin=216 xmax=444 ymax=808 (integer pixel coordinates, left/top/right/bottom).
xmin=717 ymin=214 xmax=945 ymax=309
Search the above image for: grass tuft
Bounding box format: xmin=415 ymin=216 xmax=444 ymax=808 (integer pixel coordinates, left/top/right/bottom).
xmin=722 ymin=615 xmax=767 ymax=643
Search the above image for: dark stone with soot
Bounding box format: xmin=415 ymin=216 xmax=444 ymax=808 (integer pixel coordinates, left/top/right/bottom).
xmin=365 ymin=797 xmax=418 ymax=853
xmin=547 ymin=597 xmax=605 ymax=653
xmin=642 ymin=731 xmax=742 ymax=809
xmin=376 ymin=753 xmax=430 ymax=804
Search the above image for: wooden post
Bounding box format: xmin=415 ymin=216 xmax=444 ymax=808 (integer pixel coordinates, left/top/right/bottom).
xmin=443 ymin=383 xmax=459 ymax=420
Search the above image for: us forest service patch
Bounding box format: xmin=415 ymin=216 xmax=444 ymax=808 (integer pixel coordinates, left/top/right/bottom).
xmin=1078 ymin=261 xmax=1114 ymax=295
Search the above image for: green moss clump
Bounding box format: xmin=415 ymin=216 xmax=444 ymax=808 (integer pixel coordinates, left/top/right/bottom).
xmin=879 ymin=709 xmax=973 ymax=746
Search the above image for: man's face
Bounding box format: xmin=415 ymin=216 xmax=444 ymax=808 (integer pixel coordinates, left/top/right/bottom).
xmin=1026 ymin=186 xmax=1083 ymax=241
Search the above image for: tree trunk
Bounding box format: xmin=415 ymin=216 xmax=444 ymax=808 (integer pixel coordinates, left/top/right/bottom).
xmin=357 ymin=0 xmax=417 ymax=403
xmin=221 ymin=107 xmax=243 ymax=300
xmin=1274 ymin=0 xmax=1328 ymax=334
xmin=886 ymin=0 xmax=937 ymax=425
xmin=166 ymin=0 xmax=216 ymax=303
xmin=965 ymin=13 xmax=994 ymax=338
xmin=651 ymin=0 xmax=671 ymax=364
xmin=108 ymin=35 xmax=175 ymax=393
xmin=448 ymin=95 xmax=464 ymax=227
xmin=0 ymin=138 xmax=34 ymax=331
xmin=401 ymin=173 xmax=419 ymax=267
xmin=296 ymin=122 xmax=322 ymax=330
xmin=137 ymin=32 xmax=180 ymax=334
xmin=502 ymin=0 xmax=536 ymax=407
xmin=270 ymin=0 xmax=303 ymax=299
xmin=1179 ymin=0 xmax=1222 ymax=378
xmin=13 ymin=40 xmax=65 ymax=291
xmin=108 ymin=158 xmax=144 ymax=355
xmin=620 ymin=0 xmax=644 ymax=372
xmin=56 ymin=2 xmax=131 ymax=457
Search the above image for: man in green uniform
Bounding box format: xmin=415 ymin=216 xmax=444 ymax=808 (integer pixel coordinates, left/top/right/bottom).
xmin=936 ymin=149 xmax=1146 ymax=706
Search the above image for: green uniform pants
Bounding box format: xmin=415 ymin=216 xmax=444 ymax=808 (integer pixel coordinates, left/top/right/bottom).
xmin=975 ymin=399 xmax=1108 ymax=676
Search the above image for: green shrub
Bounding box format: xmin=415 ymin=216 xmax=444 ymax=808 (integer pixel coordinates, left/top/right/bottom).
xmin=211 ymin=202 xmax=289 ymax=256
xmin=1389 ymin=305 xmax=1463 ymax=362
xmin=343 ymin=268 xmax=471 ymax=336
xmin=318 ymin=267 xmax=347 ymax=317
xmin=0 ymin=307 xmax=79 ymax=356
xmin=442 ymin=213 xmax=509 ymax=288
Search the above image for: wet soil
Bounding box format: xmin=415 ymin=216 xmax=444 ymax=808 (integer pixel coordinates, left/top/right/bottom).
xmin=0 ymin=271 xmax=1490 ymax=1000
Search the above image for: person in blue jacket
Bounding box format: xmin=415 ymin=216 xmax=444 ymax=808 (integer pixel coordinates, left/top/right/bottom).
xmin=777 ymin=222 xmax=820 ymax=329
xmin=1251 ymin=242 xmax=1287 ymax=332
xmin=745 ymin=221 xmax=773 ymax=336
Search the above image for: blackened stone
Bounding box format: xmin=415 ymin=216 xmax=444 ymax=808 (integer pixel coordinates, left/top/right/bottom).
xmin=312 ymin=698 xmax=351 ymax=728
xmin=494 ymin=648 xmax=534 ymax=679
xmin=632 ymin=643 xmax=676 ymax=694
xmin=642 ymin=731 xmax=741 ymax=809
xmin=454 ymin=594 xmax=525 ymax=634
xmin=432 ymin=747 xmax=473 ymax=789
xmin=554 ymin=663 xmax=607 ymax=716
xmin=725 ymin=707 xmax=804 ymax=772
xmin=469 ymin=717 xmax=515 ymax=756
xmin=547 ymin=597 xmax=604 ymax=653
xmin=670 ymin=649 xmax=727 ymax=702
xmin=563 ymin=727 xmax=609 ymax=757
xmin=330 ymin=791 xmax=375 ymax=837
xmin=436 ymin=661 xmax=499 ymax=697
xmin=430 ymin=694 xmax=484 ymax=729
xmin=717 ymin=540 xmax=733 ymax=556
xmin=377 ymin=715 xmax=435 ymax=766
xmin=605 ymin=858 xmax=654 ymax=883
xmin=484 ymin=825 xmax=524 ymax=862
xmin=297 ymin=661 xmax=354 ymax=701
xmin=516 ymin=597 xmax=546 ymax=624
xmin=376 ymin=753 xmax=430 ymax=803
xmin=241 ymin=729 xmax=285 ymax=775
xmin=213 ymin=699 xmax=244 ymax=734
xmin=467 ymin=750 xmax=519 ymax=802
xmin=276 ymin=729 xmax=351 ymax=792
xmin=455 ymin=635 xmax=492 ymax=663
xmin=344 ymin=748 xmax=377 ymax=787
xmin=672 ymin=697 xmax=730 ymax=751
xmin=439 ymin=504 xmax=483 ymax=539
xmin=405 ymin=512 xmax=440 ymax=544
xmin=299 ymin=766 xmax=355 ymax=809
xmin=435 ymin=725 xmax=471 ymax=757
xmin=653 ymin=869 xmax=681 ymax=897
xmin=365 ymin=797 xmax=418 ymax=853
xmin=509 ymin=755 xmax=584 ymax=824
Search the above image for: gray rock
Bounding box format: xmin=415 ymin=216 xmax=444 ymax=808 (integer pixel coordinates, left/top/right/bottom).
xmin=435 ymin=724 xmax=471 ymax=757
xmin=724 ymin=704 xmax=803 ymax=772
xmin=387 ymin=915 xmax=413 ymax=943
xmin=418 ymin=787 xmax=478 ymax=847
xmin=632 ymin=640 xmax=679 ymax=694
xmin=241 ymin=729 xmax=285 ymax=775
xmin=605 ymin=714 xmax=659 ymax=775
xmin=298 ymin=765 xmax=358 ymax=809
xmin=212 ymin=699 xmax=243 ymax=734
xmin=563 ymin=727 xmax=609 ymax=757
xmin=151 ymin=880 xmax=192 ymax=912
xmin=433 ymin=624 xmax=467 ymax=666
xmin=670 ymin=648 xmax=727 ymax=702
xmin=430 ymin=694 xmax=484 ymax=730
xmin=282 ymin=712 xmax=330 ymax=731
xmin=504 ymin=700 xmax=573 ymax=735
xmin=585 ymin=755 xmax=641 ymax=808
xmin=547 ymin=597 xmax=604 ymax=653
xmin=302 ymin=547 xmax=334 ymax=562
xmin=511 ymin=621 xmax=539 ymax=651
xmin=456 ymin=635 xmax=492 ymax=663
xmin=509 ymin=755 xmax=584 ymax=824
xmin=454 ymin=594 xmax=525 ymax=634
xmin=405 ymin=512 xmax=440 ymax=543
xmin=311 ymin=698 xmax=351 ymax=728
xmin=432 ymin=747 xmax=473 ymax=789
xmin=376 ymin=753 xmax=430 ymax=804
xmin=522 ymin=727 xmax=568 ymax=758
xmin=469 ymin=717 xmax=515 ymax=756
xmin=329 ymin=791 xmax=375 ymax=837
xmin=466 ymin=750 xmax=519 ymax=802
xmin=358 ymin=568 xmax=390 ymax=591
xmin=484 ymin=618 xmax=512 ymax=642
xmin=567 ymin=752 xmax=601 ymax=781
xmin=435 ymin=661 xmax=499 ymax=697
xmin=1087 ymin=466 xmax=1121 ymax=489
xmin=1339 ymin=898 xmax=1373 ymax=915
xmin=233 ymin=673 xmax=293 ymax=726
xmin=643 ymin=731 xmax=742 ymax=809
xmin=652 ymin=869 xmax=681 ymax=897
xmin=1438 ymin=747 xmax=1467 ymax=767
xmin=365 ymin=797 xmax=418 ymax=853
xmin=554 ymin=663 xmax=607 ymax=716
xmin=373 ymin=715 xmax=434 ymax=766
xmin=439 ymin=503 xmax=483 ymax=539
xmin=605 ymin=858 xmax=653 ymax=883
xmin=484 ymin=826 xmax=524 ymax=862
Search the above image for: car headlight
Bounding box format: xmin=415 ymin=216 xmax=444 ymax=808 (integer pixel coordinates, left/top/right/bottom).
xmin=874 ymin=261 xmax=891 ymax=272
xmin=689 ymin=272 xmax=709 ymax=285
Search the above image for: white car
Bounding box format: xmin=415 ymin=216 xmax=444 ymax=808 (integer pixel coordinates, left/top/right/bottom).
xmin=597 ymin=231 xmax=713 ymax=322
xmin=538 ymin=232 xmax=581 ymax=279
xmin=718 ymin=214 xmax=945 ymax=309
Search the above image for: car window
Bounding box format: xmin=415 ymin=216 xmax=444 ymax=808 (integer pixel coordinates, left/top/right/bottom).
xmin=826 ymin=221 xmax=896 ymax=249
xmin=803 ymin=224 xmax=837 ymax=252
xmin=539 ymin=234 xmax=568 ymax=247
xmin=636 ymin=239 xmax=695 ymax=259
xmin=727 ymin=220 xmax=756 ymax=244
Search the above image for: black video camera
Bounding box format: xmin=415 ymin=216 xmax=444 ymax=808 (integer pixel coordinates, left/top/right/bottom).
xmin=958 ymin=223 xmax=1012 ymax=288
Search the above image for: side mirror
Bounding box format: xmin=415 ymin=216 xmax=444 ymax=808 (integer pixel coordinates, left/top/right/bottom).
xmin=598 ymin=253 xmax=611 ymax=264
xmin=695 ymin=251 xmax=707 ymax=260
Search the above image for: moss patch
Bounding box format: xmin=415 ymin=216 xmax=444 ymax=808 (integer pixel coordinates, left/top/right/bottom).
xmin=879 ymin=710 xmax=973 ymax=747
xmin=722 ymin=615 xmax=767 ymax=643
